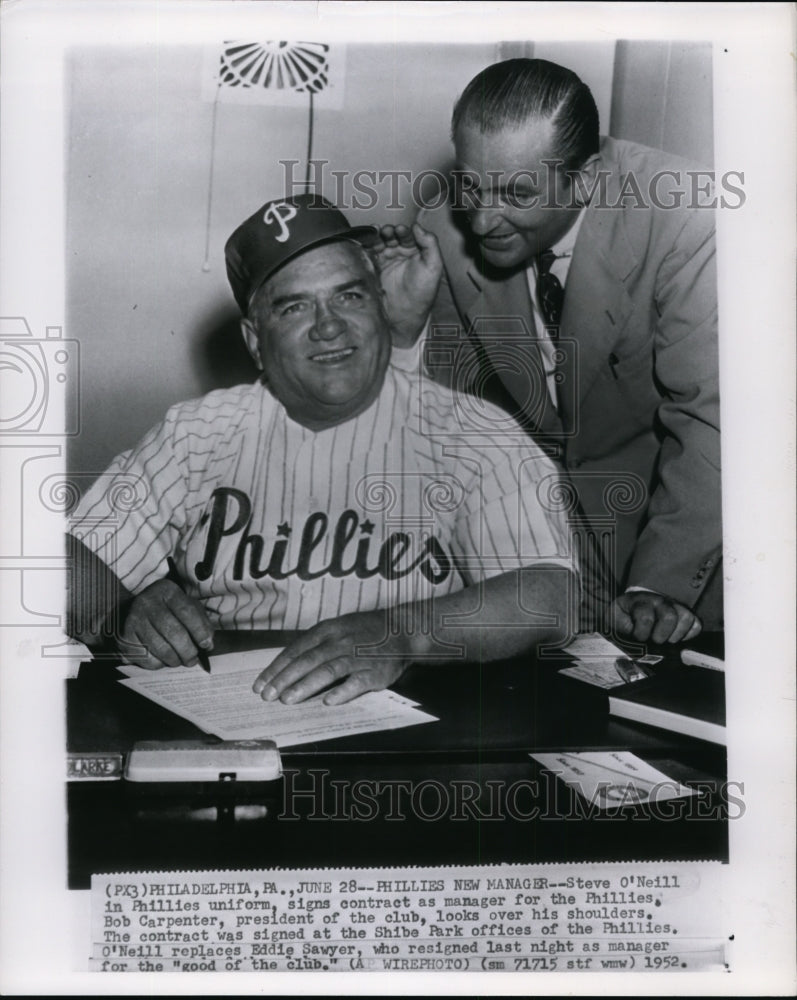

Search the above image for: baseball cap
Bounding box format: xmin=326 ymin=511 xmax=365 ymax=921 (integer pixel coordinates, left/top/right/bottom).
xmin=225 ymin=194 xmax=377 ymax=313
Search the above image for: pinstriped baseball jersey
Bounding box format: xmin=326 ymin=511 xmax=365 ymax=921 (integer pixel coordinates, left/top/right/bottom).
xmin=69 ymin=365 xmax=576 ymax=630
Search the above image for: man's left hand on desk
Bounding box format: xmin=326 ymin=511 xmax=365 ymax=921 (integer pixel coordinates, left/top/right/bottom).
xmin=612 ymin=590 xmax=702 ymax=644
xmin=252 ymin=610 xmax=413 ymax=705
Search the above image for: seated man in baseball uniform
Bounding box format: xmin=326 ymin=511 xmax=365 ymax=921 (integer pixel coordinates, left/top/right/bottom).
xmin=68 ymin=194 xmax=578 ymax=706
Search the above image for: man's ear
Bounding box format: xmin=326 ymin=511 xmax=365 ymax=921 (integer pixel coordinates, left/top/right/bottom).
xmin=240 ymin=318 xmax=263 ymax=371
xmin=570 ymin=152 xmax=602 ymax=207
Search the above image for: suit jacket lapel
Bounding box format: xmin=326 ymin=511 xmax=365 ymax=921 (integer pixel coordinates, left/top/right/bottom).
xmin=461 ymin=262 xmax=563 ymax=436
xmin=558 ymin=193 xmax=637 ymax=430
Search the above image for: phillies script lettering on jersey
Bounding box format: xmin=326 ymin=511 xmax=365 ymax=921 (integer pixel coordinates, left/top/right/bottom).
xmin=69 ymin=371 xmax=576 ymax=629
xmin=195 ymin=487 xmax=452 ymax=585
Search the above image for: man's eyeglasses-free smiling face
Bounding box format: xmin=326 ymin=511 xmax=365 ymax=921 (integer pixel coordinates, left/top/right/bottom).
xmin=242 ymin=241 xmax=391 ymax=430
xmin=454 ymin=120 xmax=586 ymax=267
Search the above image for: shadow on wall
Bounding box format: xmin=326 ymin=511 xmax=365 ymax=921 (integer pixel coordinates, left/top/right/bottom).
xmin=191 ymin=303 xmax=259 ymax=392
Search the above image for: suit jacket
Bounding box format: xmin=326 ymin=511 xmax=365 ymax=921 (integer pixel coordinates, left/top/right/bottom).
xmin=419 ymin=137 xmax=722 ymax=619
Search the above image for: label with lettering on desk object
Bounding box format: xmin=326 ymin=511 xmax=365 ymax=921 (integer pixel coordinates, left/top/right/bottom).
xmin=67 ymin=751 xmax=123 ymax=781
xmin=124 ymin=740 xmax=282 ymax=782
xmin=608 ymin=665 xmax=726 ymax=745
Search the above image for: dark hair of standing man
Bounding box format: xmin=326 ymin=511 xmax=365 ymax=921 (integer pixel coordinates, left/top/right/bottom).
xmin=451 ymin=58 xmax=600 ymax=172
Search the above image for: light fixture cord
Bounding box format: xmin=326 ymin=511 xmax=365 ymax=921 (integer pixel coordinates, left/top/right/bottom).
xmin=305 ymin=89 xmax=315 ymax=190
xmin=202 ymin=81 xmax=222 ymax=272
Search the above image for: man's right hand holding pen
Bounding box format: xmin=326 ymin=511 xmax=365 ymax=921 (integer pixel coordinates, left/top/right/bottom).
xmin=68 ymin=535 xmax=214 ymax=671
xmin=118 ymin=561 xmax=214 ymax=671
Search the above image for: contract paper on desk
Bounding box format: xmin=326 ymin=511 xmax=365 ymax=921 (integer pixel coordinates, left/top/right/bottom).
xmin=118 ymin=648 xmax=437 ymax=746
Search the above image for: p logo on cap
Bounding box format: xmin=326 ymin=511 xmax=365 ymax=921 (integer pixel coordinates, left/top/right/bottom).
xmin=262 ymin=201 xmax=298 ymax=243
xmin=225 ymin=194 xmax=376 ymax=313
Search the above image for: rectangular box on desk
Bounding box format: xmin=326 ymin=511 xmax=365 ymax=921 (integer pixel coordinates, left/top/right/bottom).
xmin=608 ymin=665 xmax=726 ymax=745
xmin=125 ymin=739 xmax=282 ymax=783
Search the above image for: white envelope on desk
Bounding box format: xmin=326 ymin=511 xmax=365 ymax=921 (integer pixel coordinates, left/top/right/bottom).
xmin=531 ymin=750 xmax=696 ymax=809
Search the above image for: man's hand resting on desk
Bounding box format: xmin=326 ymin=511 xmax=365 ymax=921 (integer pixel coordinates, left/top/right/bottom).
xmin=253 ymin=567 xmax=574 ymax=705
xmin=253 ymin=610 xmax=412 ymax=705
xmin=119 ymin=580 xmax=214 ymax=670
xmin=612 ymin=591 xmax=702 ymax=644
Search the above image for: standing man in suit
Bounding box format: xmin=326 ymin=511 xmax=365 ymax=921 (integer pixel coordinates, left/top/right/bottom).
xmin=379 ymin=57 xmax=721 ymax=644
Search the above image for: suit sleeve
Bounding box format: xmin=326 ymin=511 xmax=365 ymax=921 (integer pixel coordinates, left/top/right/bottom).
xmin=625 ymin=208 xmax=722 ymax=607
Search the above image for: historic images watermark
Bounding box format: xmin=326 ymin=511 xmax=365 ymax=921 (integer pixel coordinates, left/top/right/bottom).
xmin=0 ymin=317 xmax=80 ymax=638
xmin=279 ymin=769 xmax=745 ymax=822
xmin=281 ymin=159 xmax=746 ymax=213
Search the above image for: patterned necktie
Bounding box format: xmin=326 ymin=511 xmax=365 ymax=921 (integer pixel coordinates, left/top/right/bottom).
xmin=536 ymin=249 xmax=565 ymax=337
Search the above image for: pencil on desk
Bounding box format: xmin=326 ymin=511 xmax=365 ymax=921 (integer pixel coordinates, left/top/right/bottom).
xmin=166 ymin=555 xmax=212 ymax=673
xmin=681 ymin=649 xmax=724 ymax=672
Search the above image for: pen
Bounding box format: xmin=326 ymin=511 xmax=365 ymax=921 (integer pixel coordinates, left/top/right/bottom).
xmin=166 ymin=555 xmax=212 ymax=673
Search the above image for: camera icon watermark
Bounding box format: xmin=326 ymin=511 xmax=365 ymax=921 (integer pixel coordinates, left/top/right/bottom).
xmin=0 ymin=316 xmax=84 ymax=650
xmin=0 ymin=317 xmax=80 ymax=435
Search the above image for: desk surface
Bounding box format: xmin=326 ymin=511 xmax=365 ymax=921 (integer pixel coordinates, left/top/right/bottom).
xmin=68 ymin=630 xmax=725 ymax=755
xmin=67 ymin=631 xmax=727 ymax=888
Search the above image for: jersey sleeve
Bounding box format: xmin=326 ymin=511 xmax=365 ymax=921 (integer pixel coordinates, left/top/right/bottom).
xmin=67 ymin=410 xmax=190 ymax=594
xmin=450 ymin=446 xmax=579 ymax=585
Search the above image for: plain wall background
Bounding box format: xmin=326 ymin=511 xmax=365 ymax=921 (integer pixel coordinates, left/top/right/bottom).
xmin=66 ymin=39 xmax=713 ymax=476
